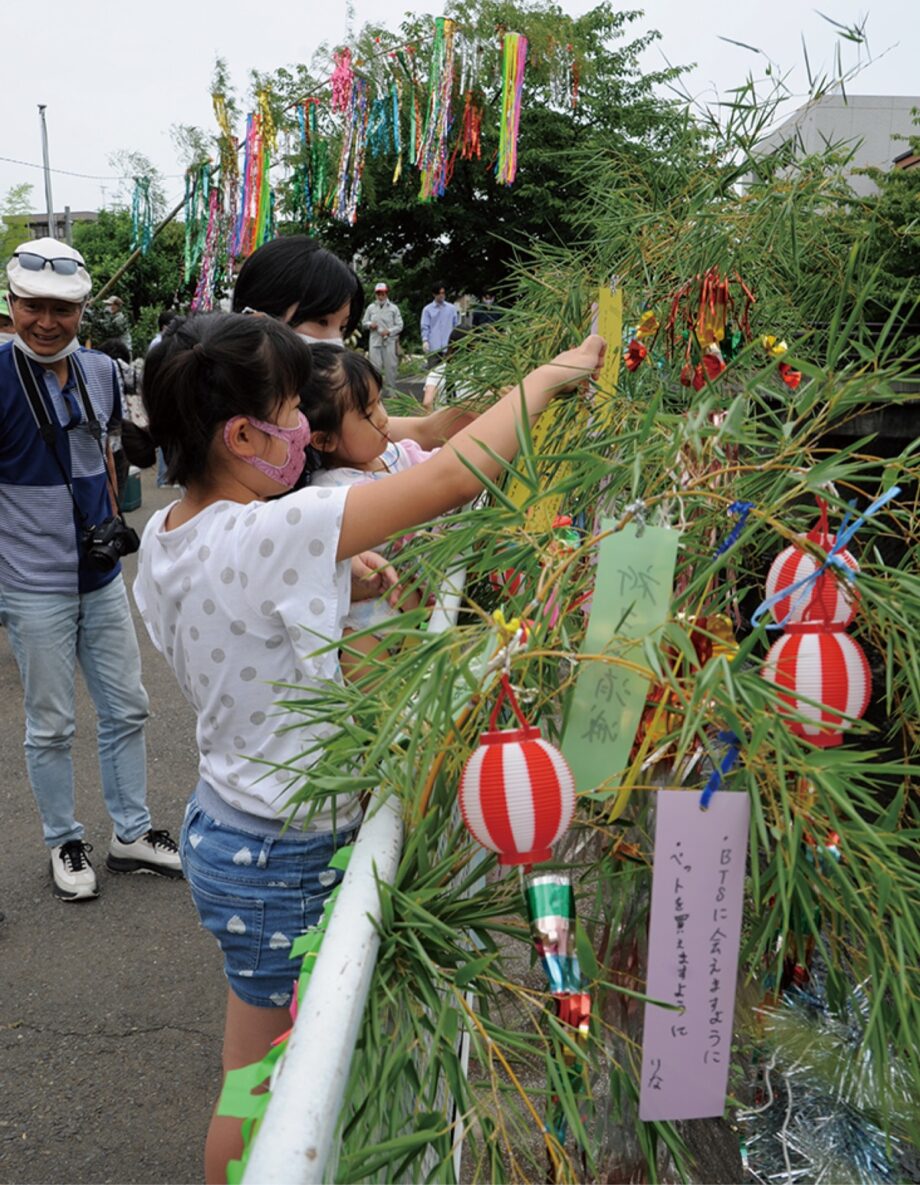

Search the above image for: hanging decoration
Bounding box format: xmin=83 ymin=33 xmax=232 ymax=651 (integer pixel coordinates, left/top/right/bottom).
xmin=549 ymin=40 xmax=579 ymax=109
xmin=233 ymin=90 xmax=277 ymax=258
xmin=417 ymin=17 xmax=458 ymax=200
xmin=211 ymin=86 xmax=240 ymax=285
xmin=190 ymin=187 xmax=222 ymax=312
xmin=458 ymin=671 xmax=575 ymax=867
xmin=496 ymin=31 xmax=528 ymax=186
xmin=764 ymin=498 xmax=859 ymax=628
xmin=331 ymin=48 xmax=354 ymax=114
xmin=288 ymin=100 xmax=326 ymax=228
xmin=459 ymin=89 xmax=484 ymax=160
xmin=130 ymin=176 xmax=155 ymax=255
xmin=333 ymin=77 xmax=369 ymax=225
xmin=656 ymin=268 xmax=756 ymax=391
xmin=524 ymin=872 xmax=591 ymax=1143
xmin=755 ymin=495 xmax=889 ymax=747
xmin=183 ymin=161 xmax=211 ymax=283
xmin=390 ymin=80 xmax=403 ymax=182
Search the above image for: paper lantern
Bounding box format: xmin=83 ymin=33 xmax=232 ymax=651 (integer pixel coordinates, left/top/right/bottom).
xmin=764 ymin=500 xmax=859 ymax=628
xmin=459 ymin=675 xmax=575 ymax=865
xmin=761 ymin=629 xmax=871 ymax=747
xmin=765 ymin=532 xmax=859 ymax=627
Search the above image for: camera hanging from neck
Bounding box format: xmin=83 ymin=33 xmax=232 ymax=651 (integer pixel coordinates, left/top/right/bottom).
xmin=12 ymin=346 xmax=139 ymax=567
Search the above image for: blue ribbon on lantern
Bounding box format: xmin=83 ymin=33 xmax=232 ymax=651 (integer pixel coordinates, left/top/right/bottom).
xmin=699 ymin=731 xmax=741 ymax=809
xmin=750 ymin=486 xmax=901 ymax=631
xmin=714 ymin=500 xmax=755 ymax=558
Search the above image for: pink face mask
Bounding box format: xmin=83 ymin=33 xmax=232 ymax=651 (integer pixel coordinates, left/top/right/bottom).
xmin=224 ymin=413 xmax=311 ymax=489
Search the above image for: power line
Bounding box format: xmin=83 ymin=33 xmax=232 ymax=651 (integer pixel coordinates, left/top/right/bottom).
xmin=0 ymin=153 xmax=186 ymax=181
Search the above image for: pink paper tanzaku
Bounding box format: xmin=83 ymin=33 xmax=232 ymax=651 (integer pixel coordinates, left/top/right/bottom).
xmin=639 ymin=790 xmax=750 ymax=1122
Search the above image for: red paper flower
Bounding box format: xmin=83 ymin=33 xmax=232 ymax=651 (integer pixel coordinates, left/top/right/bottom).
xmin=624 ymin=339 xmax=647 ymax=372
xmin=778 ymin=361 xmax=802 ymax=390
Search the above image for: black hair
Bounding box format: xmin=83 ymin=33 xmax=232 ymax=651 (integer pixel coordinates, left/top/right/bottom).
xmin=432 ymin=280 xmax=447 ymax=296
xmin=232 ymin=235 xmax=363 ymax=337
xmin=158 ymin=309 xmax=178 ymax=331
xmin=298 ymin=344 xmax=383 ymax=471
xmin=97 ymin=337 xmax=131 ymax=363
xmin=142 ymin=311 xmax=312 ymax=487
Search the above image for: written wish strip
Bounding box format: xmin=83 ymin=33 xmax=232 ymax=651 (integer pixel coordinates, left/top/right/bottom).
xmin=562 ymin=523 xmax=679 ymax=793
xmin=639 ymin=790 xmax=750 ymax=1122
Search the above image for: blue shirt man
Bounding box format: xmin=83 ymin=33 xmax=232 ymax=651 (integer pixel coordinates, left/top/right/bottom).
xmin=1 ymin=237 xmax=181 ymax=902
xmin=420 ymin=282 xmax=460 ymax=359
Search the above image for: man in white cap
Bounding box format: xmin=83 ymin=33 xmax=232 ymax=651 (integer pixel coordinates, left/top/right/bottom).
xmin=361 ymin=281 xmax=403 ymax=389
xmin=0 ymin=237 xmax=181 ymax=902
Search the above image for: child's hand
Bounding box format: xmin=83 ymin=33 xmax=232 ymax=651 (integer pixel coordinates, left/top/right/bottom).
xmin=351 ymin=551 xmax=399 ymax=603
xmin=546 ymin=334 xmax=607 ymax=393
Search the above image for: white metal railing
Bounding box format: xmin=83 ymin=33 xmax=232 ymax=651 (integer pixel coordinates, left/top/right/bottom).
xmin=244 ymin=562 xmax=469 ymax=1184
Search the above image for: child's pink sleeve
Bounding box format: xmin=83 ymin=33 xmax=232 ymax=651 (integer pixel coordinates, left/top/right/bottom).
xmin=398 ymin=438 xmax=440 ymax=468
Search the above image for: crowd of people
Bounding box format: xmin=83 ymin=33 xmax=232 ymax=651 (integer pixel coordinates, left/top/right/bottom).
xmin=0 ymin=231 xmax=598 ymax=1184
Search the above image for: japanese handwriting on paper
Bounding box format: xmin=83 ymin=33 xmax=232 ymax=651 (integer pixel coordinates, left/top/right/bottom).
xmin=704 ymin=837 xmax=732 ymax=1068
xmin=616 ymin=563 xmax=662 ymax=602
xmin=640 ymin=791 xmax=750 ymax=1122
xmin=581 ymin=706 xmax=619 ymax=745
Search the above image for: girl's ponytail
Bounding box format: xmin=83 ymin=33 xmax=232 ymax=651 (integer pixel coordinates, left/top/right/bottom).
xmin=142 ymin=312 xmax=313 ymax=488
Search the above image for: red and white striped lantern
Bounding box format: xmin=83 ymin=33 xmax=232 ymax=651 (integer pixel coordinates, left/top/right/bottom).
xmin=764 ymin=500 xmax=859 ymax=628
xmin=459 ymin=675 xmax=575 ymax=866
xmin=761 ymin=629 xmax=871 ymax=747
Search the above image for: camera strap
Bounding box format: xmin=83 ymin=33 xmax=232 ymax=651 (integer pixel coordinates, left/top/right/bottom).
xmin=12 ymin=345 xmax=125 ymax=522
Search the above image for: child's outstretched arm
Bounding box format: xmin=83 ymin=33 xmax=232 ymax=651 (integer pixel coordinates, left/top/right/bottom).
xmin=336 ymin=334 xmax=605 ymax=561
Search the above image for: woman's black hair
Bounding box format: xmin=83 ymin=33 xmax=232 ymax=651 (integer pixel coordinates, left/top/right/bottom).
xmin=231 ymin=235 xmax=364 ymax=337
xmin=299 ymin=344 xmax=383 ymax=471
xmin=97 ymin=337 xmax=131 ymax=364
xmin=142 ymin=311 xmax=312 ymax=487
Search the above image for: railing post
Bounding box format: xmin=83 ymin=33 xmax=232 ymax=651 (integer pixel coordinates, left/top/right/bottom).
xmin=242 ymin=794 xmax=404 ymax=1184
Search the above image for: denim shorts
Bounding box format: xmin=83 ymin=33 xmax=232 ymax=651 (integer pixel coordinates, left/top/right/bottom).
xmin=179 ymin=791 xmax=356 ymax=1009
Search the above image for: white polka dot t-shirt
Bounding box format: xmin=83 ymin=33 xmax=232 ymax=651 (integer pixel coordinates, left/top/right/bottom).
xmin=134 ymin=487 xmax=361 ymax=831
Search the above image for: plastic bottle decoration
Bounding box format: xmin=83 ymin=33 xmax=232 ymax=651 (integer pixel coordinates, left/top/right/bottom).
xmin=459 ymin=672 xmax=575 ymax=866
xmin=761 ymin=498 xmax=870 ymax=747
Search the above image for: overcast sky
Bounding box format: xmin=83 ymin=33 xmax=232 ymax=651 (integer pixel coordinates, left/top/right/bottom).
xmin=3 ymin=1 xmax=917 ymax=217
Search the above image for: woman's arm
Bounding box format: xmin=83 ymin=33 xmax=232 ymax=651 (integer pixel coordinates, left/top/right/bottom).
xmin=336 ymin=335 xmax=605 ymax=561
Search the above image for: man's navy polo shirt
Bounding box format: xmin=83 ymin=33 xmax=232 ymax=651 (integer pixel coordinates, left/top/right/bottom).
xmin=0 ymin=342 xmax=123 ymax=595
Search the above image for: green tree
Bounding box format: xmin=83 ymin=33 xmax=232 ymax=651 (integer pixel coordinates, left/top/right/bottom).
xmin=0 ymin=182 xmax=35 ymax=263
xmin=72 ymin=208 xmax=190 ymax=351
xmin=254 ymin=1 xmax=698 ymax=341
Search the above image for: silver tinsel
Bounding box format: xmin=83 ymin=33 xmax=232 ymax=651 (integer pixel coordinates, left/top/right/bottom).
xmin=737 ymin=974 xmax=919 ymax=1185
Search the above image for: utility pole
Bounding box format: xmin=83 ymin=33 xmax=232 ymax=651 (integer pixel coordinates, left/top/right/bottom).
xmin=38 ymin=104 xmax=55 ymax=238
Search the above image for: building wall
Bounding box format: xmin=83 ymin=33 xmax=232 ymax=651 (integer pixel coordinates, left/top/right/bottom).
xmin=753 ymin=95 xmax=920 ymax=196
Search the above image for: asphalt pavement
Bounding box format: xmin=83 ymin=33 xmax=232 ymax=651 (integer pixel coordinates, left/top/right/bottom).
xmin=0 ymin=472 xmax=225 ymax=1185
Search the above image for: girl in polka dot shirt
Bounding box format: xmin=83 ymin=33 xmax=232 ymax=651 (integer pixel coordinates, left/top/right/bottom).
xmin=134 ymin=310 xmax=604 ymax=1182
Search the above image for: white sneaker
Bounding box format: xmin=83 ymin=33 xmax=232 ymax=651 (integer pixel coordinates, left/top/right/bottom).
xmin=106 ymin=828 xmax=183 ymax=878
xmin=50 ymin=840 xmax=99 ymax=901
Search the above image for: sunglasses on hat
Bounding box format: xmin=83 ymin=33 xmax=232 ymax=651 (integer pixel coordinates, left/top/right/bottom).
xmin=14 ymin=251 xmax=81 ymax=276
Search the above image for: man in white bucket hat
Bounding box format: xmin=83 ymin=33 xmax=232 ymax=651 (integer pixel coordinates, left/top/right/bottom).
xmin=361 ymin=281 xmax=403 ymax=389
xmin=1 ymin=237 xmax=181 ymax=903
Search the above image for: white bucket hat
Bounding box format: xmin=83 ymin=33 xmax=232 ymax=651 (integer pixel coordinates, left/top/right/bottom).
xmin=6 ymin=237 xmax=92 ymax=302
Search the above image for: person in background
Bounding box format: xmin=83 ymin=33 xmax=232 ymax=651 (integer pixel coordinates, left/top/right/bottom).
xmin=472 ymin=289 xmax=502 ymax=328
xmin=147 ymin=309 xmax=178 ymax=355
xmin=0 ymin=290 xmax=15 ymax=343
xmin=147 ymin=311 xmax=179 ymax=485
xmin=361 ymin=282 xmax=403 ymax=390
xmin=420 ymin=281 xmax=460 ymax=367
xmin=422 ymin=327 xmax=472 ymax=411
xmin=0 ymin=237 xmax=181 ymax=901
xmin=86 ymin=294 xmax=132 ymax=354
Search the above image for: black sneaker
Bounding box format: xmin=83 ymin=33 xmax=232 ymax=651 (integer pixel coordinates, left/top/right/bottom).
xmin=106 ymin=828 xmax=183 ymax=878
xmin=50 ymin=840 xmax=99 ymax=901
